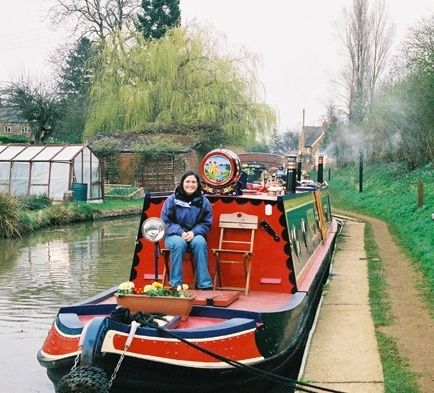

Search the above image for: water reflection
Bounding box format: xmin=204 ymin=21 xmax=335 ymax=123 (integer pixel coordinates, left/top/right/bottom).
xmin=0 ymin=216 xmax=139 ymax=393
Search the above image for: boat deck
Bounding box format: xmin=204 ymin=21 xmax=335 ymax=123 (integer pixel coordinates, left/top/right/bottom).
xmin=101 ymin=289 xmax=296 ymax=312
xmin=94 ymin=290 xmax=300 ymax=330
xmin=193 ymin=289 xmax=296 ymax=311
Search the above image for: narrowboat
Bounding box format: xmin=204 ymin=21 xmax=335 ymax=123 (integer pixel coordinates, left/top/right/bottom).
xmin=38 ymin=149 xmax=340 ymax=393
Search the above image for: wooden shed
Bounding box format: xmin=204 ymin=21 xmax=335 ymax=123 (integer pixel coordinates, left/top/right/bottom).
xmin=88 ymin=133 xmax=200 ymax=192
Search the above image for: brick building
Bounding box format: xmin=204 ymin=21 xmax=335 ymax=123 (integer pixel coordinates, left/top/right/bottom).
xmin=298 ymin=122 xmax=327 ymax=168
xmin=0 ymin=104 xmax=33 ymax=137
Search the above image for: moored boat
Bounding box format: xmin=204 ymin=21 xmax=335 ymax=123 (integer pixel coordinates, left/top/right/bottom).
xmin=37 ymin=149 xmax=340 ymax=393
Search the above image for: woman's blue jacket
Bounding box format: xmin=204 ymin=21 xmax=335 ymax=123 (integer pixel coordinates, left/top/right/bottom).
xmin=161 ymin=194 xmax=212 ymax=237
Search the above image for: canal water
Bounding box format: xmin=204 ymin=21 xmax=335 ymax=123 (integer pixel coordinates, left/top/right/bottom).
xmin=0 ymin=216 xmax=302 ymax=393
xmin=0 ymin=217 xmax=139 ymax=393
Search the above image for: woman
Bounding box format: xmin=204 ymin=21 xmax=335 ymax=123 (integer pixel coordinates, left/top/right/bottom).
xmin=161 ymin=171 xmax=213 ymax=289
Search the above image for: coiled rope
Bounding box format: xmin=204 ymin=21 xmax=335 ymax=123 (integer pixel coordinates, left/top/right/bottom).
xmin=57 ymin=366 xmax=110 ymax=393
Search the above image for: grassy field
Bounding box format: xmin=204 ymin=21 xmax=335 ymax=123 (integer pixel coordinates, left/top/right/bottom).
xmin=328 ymin=162 xmax=434 ymax=315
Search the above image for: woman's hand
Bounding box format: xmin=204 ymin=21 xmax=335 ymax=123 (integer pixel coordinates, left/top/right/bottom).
xmin=182 ymin=231 xmax=195 ymax=242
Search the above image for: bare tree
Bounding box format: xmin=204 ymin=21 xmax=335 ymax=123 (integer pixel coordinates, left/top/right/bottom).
xmin=346 ymin=0 xmax=370 ymax=123
xmin=338 ymin=0 xmax=394 ymax=124
xmin=48 ymin=0 xmax=140 ymax=40
xmin=369 ymin=0 xmax=394 ymax=104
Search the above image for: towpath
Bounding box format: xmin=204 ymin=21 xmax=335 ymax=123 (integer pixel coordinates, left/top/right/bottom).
xmin=298 ymin=217 xmax=383 ymax=393
xmin=298 ymin=212 xmax=434 ymax=393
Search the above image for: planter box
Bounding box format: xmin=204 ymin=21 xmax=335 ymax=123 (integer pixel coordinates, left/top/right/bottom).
xmin=116 ymin=294 xmax=195 ymax=321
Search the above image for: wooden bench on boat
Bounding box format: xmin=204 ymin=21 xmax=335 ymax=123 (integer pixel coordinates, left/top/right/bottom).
xmin=212 ymin=212 xmax=258 ymax=295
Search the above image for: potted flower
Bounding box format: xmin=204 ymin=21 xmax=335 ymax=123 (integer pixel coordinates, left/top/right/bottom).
xmin=115 ymin=281 xmax=195 ymax=321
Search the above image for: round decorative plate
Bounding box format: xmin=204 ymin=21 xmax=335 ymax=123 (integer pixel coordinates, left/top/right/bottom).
xmin=201 ymin=149 xmax=241 ymax=187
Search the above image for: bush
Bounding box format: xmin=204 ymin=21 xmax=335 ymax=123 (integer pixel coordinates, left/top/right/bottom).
xmin=20 ymin=194 xmax=52 ymax=210
xmin=41 ymin=202 xmax=95 ymax=226
xmin=0 ymin=193 xmax=25 ymax=238
xmin=0 ymin=135 xmax=31 ymax=144
xmin=45 ymin=203 xmax=79 ymax=225
xmin=72 ymin=202 xmax=96 ymax=221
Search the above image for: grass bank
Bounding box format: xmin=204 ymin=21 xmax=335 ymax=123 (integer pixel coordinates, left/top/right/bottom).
xmin=0 ymin=193 xmax=143 ymax=239
xmin=328 ymin=162 xmax=434 ymax=314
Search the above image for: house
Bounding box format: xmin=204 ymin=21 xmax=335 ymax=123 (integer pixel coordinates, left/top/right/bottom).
xmin=298 ymin=122 xmax=327 ymax=168
xmin=0 ymin=104 xmax=33 ymax=137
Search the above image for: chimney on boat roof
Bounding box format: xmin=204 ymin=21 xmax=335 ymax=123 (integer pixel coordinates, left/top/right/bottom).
xmin=297 ymin=155 xmax=302 ymax=182
xmin=317 ymin=155 xmax=324 ymax=184
xmin=285 ymin=155 xmax=297 ymax=194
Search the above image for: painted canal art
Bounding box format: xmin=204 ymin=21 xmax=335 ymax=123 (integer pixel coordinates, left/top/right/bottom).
xmin=201 ymin=149 xmax=242 ymax=195
xmin=204 ymin=155 xmax=231 ymax=184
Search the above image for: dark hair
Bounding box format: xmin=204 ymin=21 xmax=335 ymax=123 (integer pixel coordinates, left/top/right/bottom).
xmin=178 ymin=171 xmax=203 ymax=196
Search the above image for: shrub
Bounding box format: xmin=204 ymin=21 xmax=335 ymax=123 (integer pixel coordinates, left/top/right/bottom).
xmin=42 ymin=202 xmax=95 ymax=226
xmin=73 ymin=202 xmax=95 ymax=221
xmin=0 ymin=193 xmax=25 ymax=238
xmin=45 ymin=203 xmax=78 ymax=225
xmin=20 ymin=194 xmax=52 ymax=210
xmin=0 ymin=134 xmax=31 ymax=144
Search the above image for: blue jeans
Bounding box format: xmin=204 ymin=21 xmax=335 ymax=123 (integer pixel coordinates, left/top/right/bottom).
xmin=164 ymin=235 xmax=212 ymax=289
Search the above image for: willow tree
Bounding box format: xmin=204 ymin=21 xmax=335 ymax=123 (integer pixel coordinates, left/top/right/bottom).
xmin=84 ymin=26 xmax=275 ymax=152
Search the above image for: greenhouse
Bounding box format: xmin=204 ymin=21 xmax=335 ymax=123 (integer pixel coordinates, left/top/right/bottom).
xmin=0 ymin=144 xmax=102 ymax=201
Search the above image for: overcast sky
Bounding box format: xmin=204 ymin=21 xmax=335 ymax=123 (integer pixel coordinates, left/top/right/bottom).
xmin=0 ymin=0 xmax=432 ymax=130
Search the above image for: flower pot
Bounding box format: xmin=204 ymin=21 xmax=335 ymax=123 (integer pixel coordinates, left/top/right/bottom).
xmin=116 ymin=294 xmax=195 ymax=321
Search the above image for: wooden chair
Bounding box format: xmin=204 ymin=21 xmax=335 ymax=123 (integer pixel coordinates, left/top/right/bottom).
xmin=160 ymin=248 xmax=196 ymax=288
xmin=212 ymin=212 xmax=258 ymax=295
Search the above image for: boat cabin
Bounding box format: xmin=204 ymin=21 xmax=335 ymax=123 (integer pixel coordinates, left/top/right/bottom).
xmin=131 ymin=149 xmax=333 ymax=299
